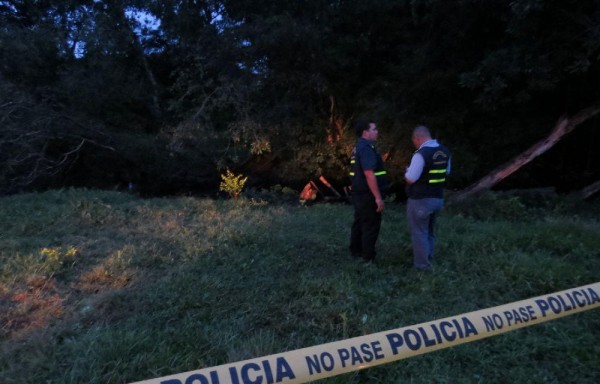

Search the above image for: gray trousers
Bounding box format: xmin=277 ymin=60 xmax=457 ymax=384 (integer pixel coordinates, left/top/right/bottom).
xmin=407 ymin=198 xmax=444 ymax=269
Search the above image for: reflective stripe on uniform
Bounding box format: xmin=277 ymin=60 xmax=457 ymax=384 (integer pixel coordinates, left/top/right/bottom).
xmin=429 ymin=169 xmax=446 ymax=183
xmin=350 ymin=171 xmax=386 ymax=177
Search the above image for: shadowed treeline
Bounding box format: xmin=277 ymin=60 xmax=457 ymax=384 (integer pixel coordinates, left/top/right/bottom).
xmin=1 ymin=1 xmax=599 ymax=196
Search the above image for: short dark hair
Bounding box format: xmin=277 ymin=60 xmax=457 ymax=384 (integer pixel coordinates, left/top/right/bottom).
xmin=354 ymin=117 xmax=374 ymax=137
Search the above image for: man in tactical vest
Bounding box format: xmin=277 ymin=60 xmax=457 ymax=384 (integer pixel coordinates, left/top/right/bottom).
xmin=349 ymin=118 xmax=388 ymax=263
xmin=405 ymin=125 xmax=451 ymax=270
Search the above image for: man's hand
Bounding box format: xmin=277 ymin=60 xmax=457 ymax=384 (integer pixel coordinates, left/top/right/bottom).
xmin=375 ymin=198 xmax=384 ymax=213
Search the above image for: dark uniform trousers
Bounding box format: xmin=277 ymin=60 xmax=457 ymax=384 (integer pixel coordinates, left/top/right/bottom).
xmin=350 ymin=192 xmax=382 ymax=261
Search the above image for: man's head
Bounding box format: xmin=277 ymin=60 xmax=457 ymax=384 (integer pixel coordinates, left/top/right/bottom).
xmin=354 ymin=117 xmax=378 ymax=141
xmin=411 ymin=125 xmax=431 ymax=148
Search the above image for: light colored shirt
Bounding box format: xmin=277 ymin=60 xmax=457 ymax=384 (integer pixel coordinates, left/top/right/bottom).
xmin=405 ymin=139 xmax=451 ymax=182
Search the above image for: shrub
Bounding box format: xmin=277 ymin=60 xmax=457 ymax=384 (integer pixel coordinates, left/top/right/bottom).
xmin=40 ymin=246 xmax=78 ymax=273
xmin=219 ymin=169 xmax=248 ymax=199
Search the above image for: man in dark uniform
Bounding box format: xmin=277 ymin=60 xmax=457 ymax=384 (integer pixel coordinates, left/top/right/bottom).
xmin=349 ymin=118 xmax=388 ymax=263
xmin=405 ymin=125 xmax=451 ymax=270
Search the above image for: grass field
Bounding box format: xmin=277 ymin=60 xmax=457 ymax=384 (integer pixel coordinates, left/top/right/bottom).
xmin=0 ymin=189 xmax=599 ymax=383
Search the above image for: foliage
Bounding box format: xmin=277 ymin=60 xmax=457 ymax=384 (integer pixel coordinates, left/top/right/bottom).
xmin=40 ymin=246 xmax=79 ymax=273
xmin=219 ymin=169 xmax=248 ymax=199
xmin=0 ymin=189 xmax=598 ymax=383
xmin=249 ymin=137 xmax=272 ymax=155
xmin=0 ymin=1 xmax=599 ymax=194
xmin=0 ymin=78 xmax=117 ymax=194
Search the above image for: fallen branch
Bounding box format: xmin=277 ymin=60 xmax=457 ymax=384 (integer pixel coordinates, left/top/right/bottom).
xmin=573 ymin=180 xmax=600 ymax=200
xmin=451 ymin=102 xmax=600 ymax=203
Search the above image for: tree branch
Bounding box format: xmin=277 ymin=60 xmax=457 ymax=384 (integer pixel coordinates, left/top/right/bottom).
xmin=451 ymin=101 xmax=600 ymax=203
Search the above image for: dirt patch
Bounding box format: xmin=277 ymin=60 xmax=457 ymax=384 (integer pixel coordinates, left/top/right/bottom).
xmin=0 ymin=276 xmax=65 ymax=339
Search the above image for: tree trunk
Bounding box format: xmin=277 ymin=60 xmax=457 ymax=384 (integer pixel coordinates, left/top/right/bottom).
xmin=451 ymin=102 xmax=600 ymax=203
xmin=113 ymin=5 xmax=162 ymax=120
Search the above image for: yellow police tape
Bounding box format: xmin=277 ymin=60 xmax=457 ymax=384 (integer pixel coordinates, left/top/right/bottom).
xmin=131 ymin=282 xmax=599 ymax=384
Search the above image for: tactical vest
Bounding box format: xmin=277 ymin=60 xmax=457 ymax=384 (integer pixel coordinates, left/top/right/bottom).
xmin=349 ymin=142 xmax=388 ymax=194
xmin=406 ymin=145 xmax=450 ymax=199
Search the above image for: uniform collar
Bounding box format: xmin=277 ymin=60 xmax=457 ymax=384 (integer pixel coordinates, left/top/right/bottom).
xmin=359 ymin=137 xmax=375 ymax=145
xmin=418 ymin=139 xmax=438 ymax=150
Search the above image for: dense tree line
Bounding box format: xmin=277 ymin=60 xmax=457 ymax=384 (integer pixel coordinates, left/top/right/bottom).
xmin=1 ymin=0 xmax=598 ymax=196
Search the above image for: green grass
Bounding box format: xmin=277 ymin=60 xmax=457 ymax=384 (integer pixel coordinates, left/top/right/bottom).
xmin=0 ymin=189 xmax=599 ymax=383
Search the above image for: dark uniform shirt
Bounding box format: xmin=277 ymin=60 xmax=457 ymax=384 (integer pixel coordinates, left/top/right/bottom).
xmin=350 ymin=138 xmax=388 ymax=195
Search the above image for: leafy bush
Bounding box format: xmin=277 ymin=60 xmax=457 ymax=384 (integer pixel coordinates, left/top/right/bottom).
xmin=219 ymin=169 xmax=248 ymax=199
